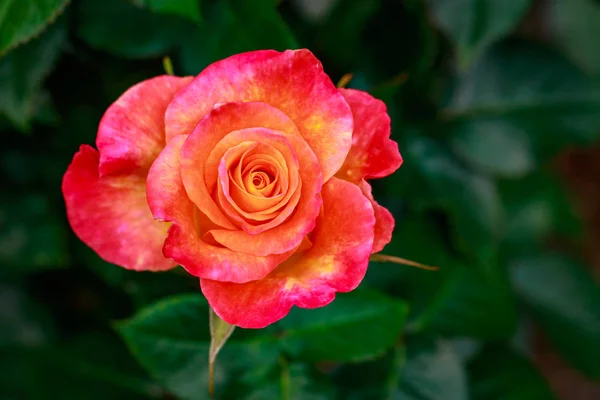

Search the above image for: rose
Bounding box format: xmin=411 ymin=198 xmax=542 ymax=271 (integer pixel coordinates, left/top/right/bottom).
xmin=62 ymin=49 xmax=402 ymax=328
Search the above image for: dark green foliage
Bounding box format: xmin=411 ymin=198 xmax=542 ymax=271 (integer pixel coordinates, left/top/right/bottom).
xmin=1 ymin=0 xmax=600 ymax=398
xmin=0 ymin=0 xmax=70 ymax=55
xmin=279 ymin=290 xmax=408 ymax=362
xmin=0 ymin=21 xmax=66 ymax=132
xmin=512 ymin=254 xmax=600 ymax=379
xmin=468 ymin=345 xmax=556 ymax=399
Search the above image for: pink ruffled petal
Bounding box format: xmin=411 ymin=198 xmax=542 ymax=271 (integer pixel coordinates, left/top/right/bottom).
xmin=165 ymin=49 xmax=353 ymax=181
xmin=358 ymin=180 xmax=394 ymax=253
xmin=336 ymin=89 xmax=401 ymax=253
xmin=337 ymin=88 xmax=402 ymax=182
xmin=96 ymin=75 xmax=192 ymax=176
xmin=146 ymin=136 xmax=294 ymax=283
xmin=200 ymin=177 xmax=375 ymax=328
xmin=63 ymin=145 xmax=176 ymax=271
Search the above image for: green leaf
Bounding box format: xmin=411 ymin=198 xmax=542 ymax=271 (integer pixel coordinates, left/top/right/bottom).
xmin=132 ymin=0 xmax=201 ymax=23
xmin=468 ymin=345 xmax=555 ymax=400
xmin=77 ymin=0 xmax=192 ymax=59
xmin=178 ymin=0 xmax=297 ymax=74
xmin=449 ymin=119 xmax=534 ymax=177
xmin=242 ymin=363 xmax=336 ymax=400
xmin=278 ymin=290 xmax=408 ymax=362
xmin=0 ymin=148 xmax=63 ymax=189
xmin=76 ymin=243 xmax=198 ymax=308
xmin=550 ymin=0 xmax=600 ymax=76
xmin=116 ymin=294 xmax=280 ymax=400
xmin=315 ymin=0 xmax=382 ymax=68
xmin=413 ymin=263 xmax=517 ymax=339
xmin=361 ymin=212 xmax=451 ymax=299
xmin=0 ymin=22 xmax=65 ymax=132
xmin=333 ymin=349 xmax=404 ymax=400
xmin=0 ymin=193 xmax=69 ymax=274
xmin=395 ymin=339 xmax=468 ymax=400
xmin=371 ymin=214 xmax=517 ymax=340
xmin=406 ymin=135 xmax=502 ymax=263
xmin=442 ymin=40 xmax=600 ymax=165
xmin=328 ymin=0 xmax=437 ymax=95
xmin=0 ymin=349 xmax=37 ymax=398
xmin=511 ymin=254 xmax=600 ymax=379
xmin=34 ymin=333 xmax=160 ymax=399
xmin=0 ymin=284 xmax=56 ymax=347
xmin=0 ymin=333 xmax=160 ymax=399
xmin=426 ymin=0 xmax=531 ymax=68
xmin=499 ymin=172 xmax=582 ymax=255
xmin=0 ymin=0 xmax=70 ymax=55
xmin=282 ymin=363 xmax=337 ymax=400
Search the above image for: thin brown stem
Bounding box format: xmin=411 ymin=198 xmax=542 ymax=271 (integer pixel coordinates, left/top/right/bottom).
xmin=336 ymin=73 xmax=353 ymax=88
xmin=208 ymin=361 xmax=215 ymax=399
xmin=370 ymin=254 xmax=439 ymax=271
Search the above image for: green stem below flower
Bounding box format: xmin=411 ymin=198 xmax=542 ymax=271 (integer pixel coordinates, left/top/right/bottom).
xmin=280 ymin=355 xmax=291 ymax=400
xmin=208 ymin=308 xmax=235 ymax=399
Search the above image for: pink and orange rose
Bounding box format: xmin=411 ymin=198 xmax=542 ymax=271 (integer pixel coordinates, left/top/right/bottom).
xmin=62 ymin=49 xmax=402 ymax=328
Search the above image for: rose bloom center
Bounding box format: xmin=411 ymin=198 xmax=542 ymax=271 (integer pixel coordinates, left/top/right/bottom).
xmin=216 ymin=139 xmax=299 ymax=226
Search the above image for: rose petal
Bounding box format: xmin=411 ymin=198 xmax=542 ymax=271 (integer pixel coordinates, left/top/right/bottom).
xmin=221 ymin=143 xmax=286 ymax=213
xmin=337 ymin=88 xmax=402 ymax=182
xmin=210 ymin=132 xmax=297 ymax=215
xmin=207 ymin=128 xmax=301 ymax=232
xmin=200 ymin=177 xmax=375 ymax=328
xmin=63 ymin=145 xmax=176 ymax=271
xmin=166 ymin=211 xmax=294 ymax=283
xmin=146 ymin=136 xmax=293 ymax=283
xmin=179 ymin=102 xmax=302 ymax=230
xmin=228 ymin=154 xmax=288 ymax=222
xmin=96 ymin=75 xmax=192 ymax=176
xmin=146 ymin=135 xmax=191 ymax=223
xmin=216 ymin=180 xmax=300 ymax=226
xmin=239 ymin=153 xmax=284 ymax=198
xmin=165 ymin=49 xmax=353 ymax=181
xmin=358 ymin=180 xmax=394 ymax=253
xmin=207 ymin=132 xmax=322 ymax=256
xmin=165 ymin=50 xmax=280 ymax=142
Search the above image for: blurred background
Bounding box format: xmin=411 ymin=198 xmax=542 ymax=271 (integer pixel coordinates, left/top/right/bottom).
xmin=1 ymin=0 xmax=600 ymax=398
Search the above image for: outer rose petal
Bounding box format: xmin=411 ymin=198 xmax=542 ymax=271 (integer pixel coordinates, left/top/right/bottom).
xmin=63 ymin=145 xmax=176 ymax=271
xmin=336 ymin=89 xmax=402 ymax=253
xmin=337 ymin=88 xmax=402 ymax=182
xmin=165 ymin=49 xmax=353 ymax=181
xmin=200 ymin=177 xmax=375 ymax=328
xmin=96 ymin=75 xmax=193 ymax=176
xmin=358 ymin=180 xmax=394 ymax=253
xmin=146 ymin=136 xmax=293 ymax=283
